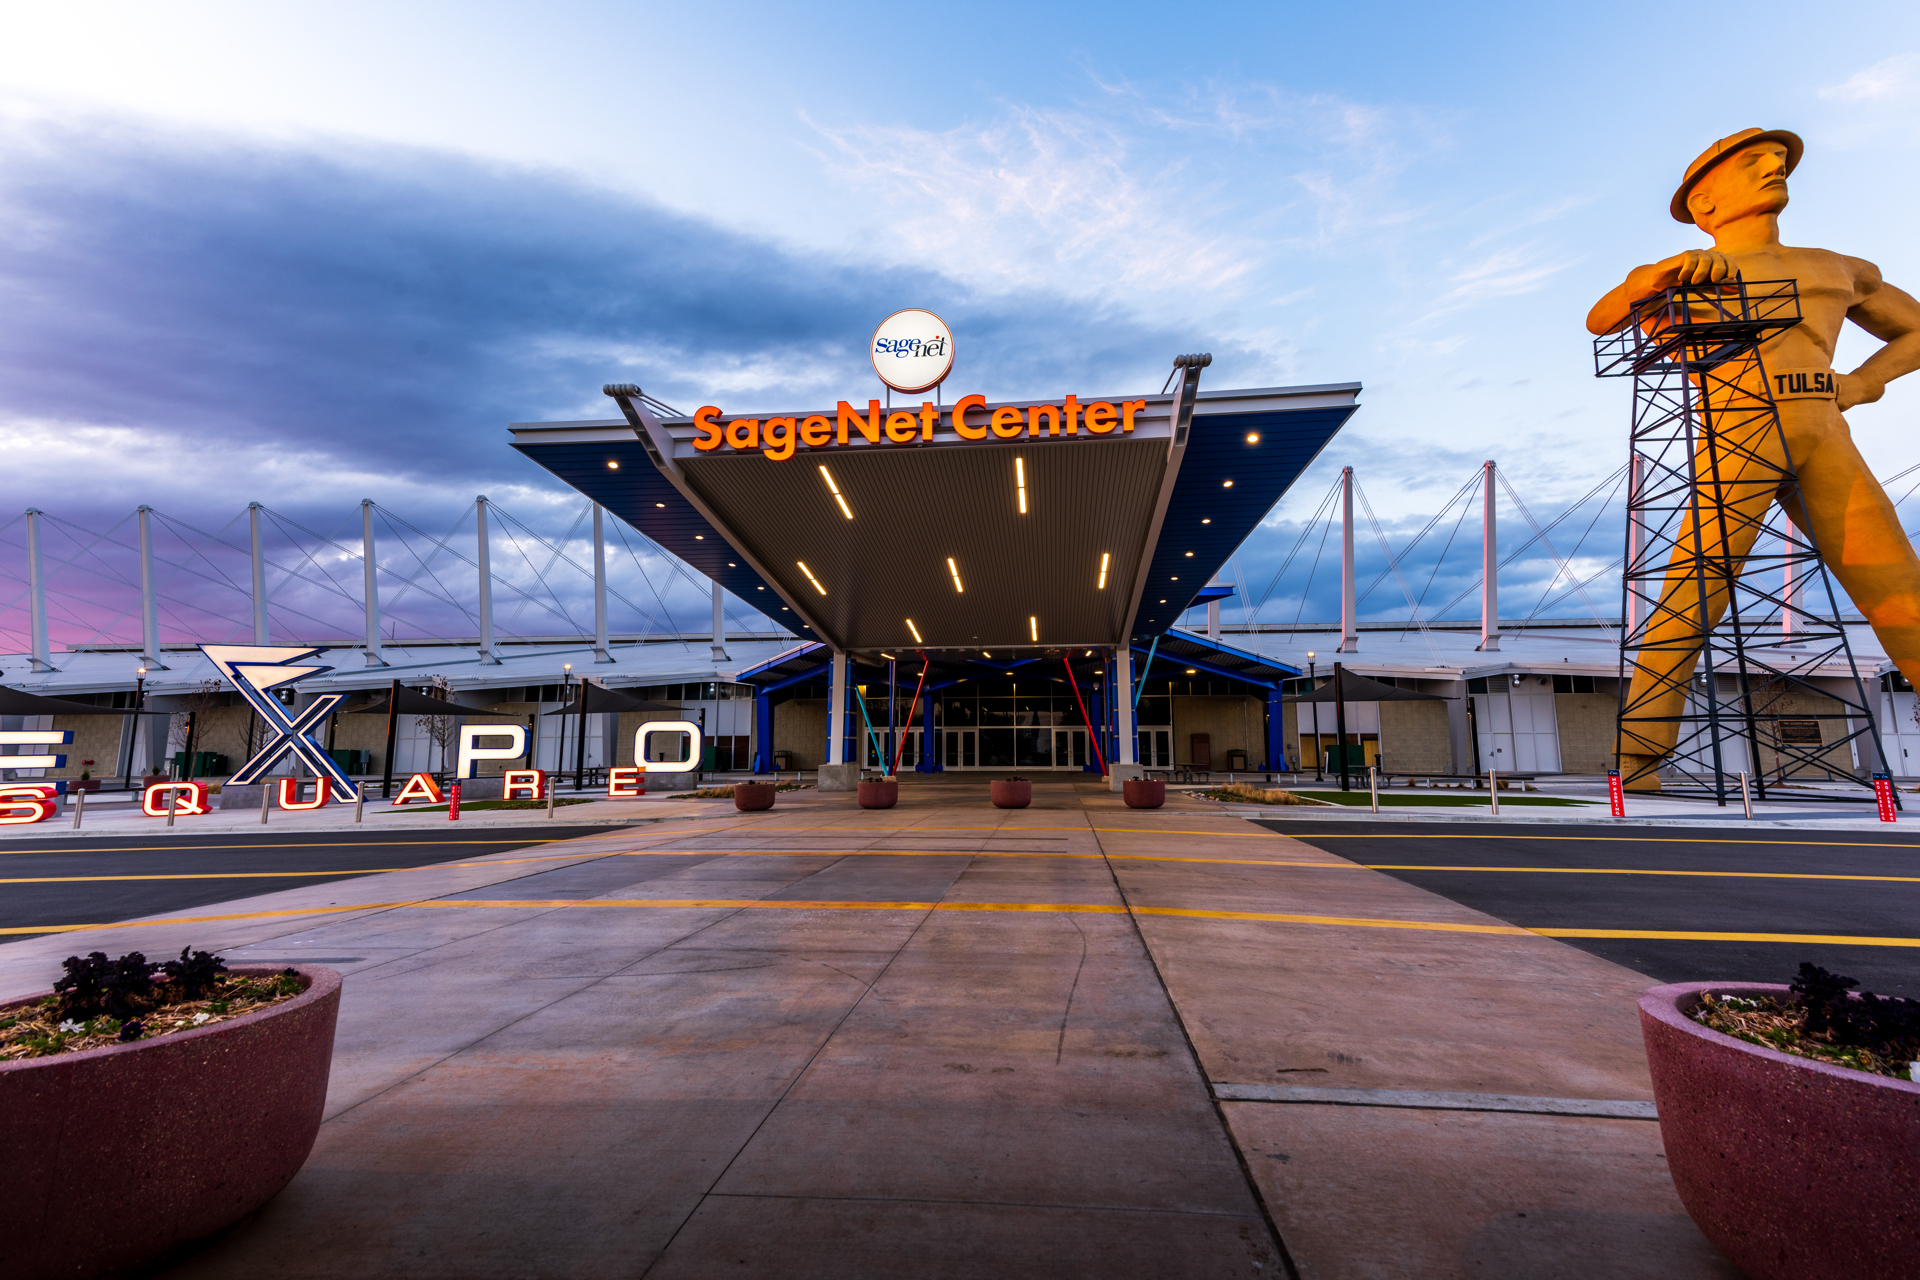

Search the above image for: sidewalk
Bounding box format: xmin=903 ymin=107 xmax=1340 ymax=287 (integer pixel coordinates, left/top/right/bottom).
xmin=0 ymin=779 xmax=1738 ymax=1277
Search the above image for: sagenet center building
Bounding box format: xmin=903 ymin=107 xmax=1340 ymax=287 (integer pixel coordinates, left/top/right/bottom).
xmin=510 ymin=314 xmax=1360 ymax=789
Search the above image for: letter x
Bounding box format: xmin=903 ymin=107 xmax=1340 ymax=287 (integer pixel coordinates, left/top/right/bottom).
xmin=201 ymin=644 xmax=360 ymax=800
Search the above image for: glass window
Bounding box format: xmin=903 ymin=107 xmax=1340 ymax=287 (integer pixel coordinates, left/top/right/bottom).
xmin=979 ymin=728 xmax=1016 ymax=767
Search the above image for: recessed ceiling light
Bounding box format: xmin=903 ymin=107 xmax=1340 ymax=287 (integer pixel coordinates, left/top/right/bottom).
xmin=1186 ymin=668 xmax=1197 ymax=674
xmin=947 ymin=557 xmax=964 ymax=593
xmin=1201 ymin=518 xmax=1211 ymax=524
xmin=608 ymin=460 xmax=620 ymax=469
xmin=694 ymin=535 xmax=703 ymax=540
xmin=1029 ymin=616 xmax=1038 ymax=641
xmin=906 ymin=619 xmax=923 ymax=643
xmin=756 ymin=585 xmax=765 ymax=590
xmin=1223 ymin=480 xmax=1233 ymax=488
xmin=1246 ymin=433 xmax=1260 ymax=444
xmin=1185 ymin=551 xmax=1194 ymax=557
xmin=1159 ymin=599 xmax=1166 ymax=603
xmin=729 ymin=562 xmax=736 ymax=567
xmin=797 ymin=562 xmax=827 ymax=594
xmin=1015 ymin=456 xmax=1028 ymax=514
xmin=655 ymin=502 xmax=666 ymax=507
xmin=1171 ymin=576 xmax=1179 ymax=581
xmin=1097 ymin=552 xmax=1109 ymax=590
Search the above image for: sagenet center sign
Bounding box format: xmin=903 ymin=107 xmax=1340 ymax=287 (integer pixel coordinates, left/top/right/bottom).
xmin=691 ymin=395 xmax=1150 ymax=461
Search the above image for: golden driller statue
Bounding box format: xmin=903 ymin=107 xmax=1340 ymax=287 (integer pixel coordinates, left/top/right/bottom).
xmin=1588 ymin=128 xmax=1920 ymax=789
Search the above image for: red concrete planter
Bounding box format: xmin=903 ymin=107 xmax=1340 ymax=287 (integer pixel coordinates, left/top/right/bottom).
xmin=1638 ymin=981 xmax=1920 ymax=1280
xmin=1123 ymin=778 xmax=1166 ymax=809
xmin=858 ymin=778 xmax=898 ymax=809
xmin=990 ymin=778 xmax=1031 ymax=809
xmin=70 ymin=778 xmax=101 ymax=793
xmin=733 ymin=781 xmax=777 ymax=811
xmin=0 ymin=965 xmax=342 ymax=1279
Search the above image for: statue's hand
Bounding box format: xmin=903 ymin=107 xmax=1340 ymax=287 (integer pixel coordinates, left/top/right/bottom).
xmin=1836 ymin=371 xmax=1886 ymax=412
xmin=1672 ymin=249 xmax=1737 ymax=285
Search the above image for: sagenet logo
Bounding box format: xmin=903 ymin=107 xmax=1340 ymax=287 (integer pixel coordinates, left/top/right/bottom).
xmin=870 ymin=309 xmax=954 ymax=393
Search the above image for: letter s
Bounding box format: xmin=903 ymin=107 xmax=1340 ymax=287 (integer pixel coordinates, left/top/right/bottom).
xmin=693 ymin=406 xmax=723 ymax=451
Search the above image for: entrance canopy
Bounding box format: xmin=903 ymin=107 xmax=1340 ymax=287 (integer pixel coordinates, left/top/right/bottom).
xmin=512 ymin=374 xmax=1358 ymax=655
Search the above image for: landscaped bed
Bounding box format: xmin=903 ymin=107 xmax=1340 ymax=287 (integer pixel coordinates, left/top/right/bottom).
xmin=379 ymin=797 xmax=597 ymax=814
xmin=1291 ymin=789 xmax=1596 ymax=807
xmin=1199 ymin=783 xmax=1320 ymax=806
xmin=1 ymin=948 xmax=302 ymax=1061
xmin=672 ymin=782 xmax=810 ymax=799
xmin=1689 ymin=963 xmax=1920 ymax=1080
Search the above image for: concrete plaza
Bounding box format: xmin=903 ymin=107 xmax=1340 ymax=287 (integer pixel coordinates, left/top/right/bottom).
xmin=0 ymin=777 xmax=1740 ymax=1278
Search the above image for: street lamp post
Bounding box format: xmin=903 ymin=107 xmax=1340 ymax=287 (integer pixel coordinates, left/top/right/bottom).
xmin=1306 ymin=652 xmax=1320 ymax=782
xmin=559 ymin=664 xmax=573 ymax=788
xmin=123 ymin=667 xmax=148 ymax=792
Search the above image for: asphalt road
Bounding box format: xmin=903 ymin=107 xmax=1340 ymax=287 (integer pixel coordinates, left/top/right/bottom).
xmin=1265 ymin=819 xmax=1920 ymax=997
xmin=0 ymin=826 xmax=605 ymax=942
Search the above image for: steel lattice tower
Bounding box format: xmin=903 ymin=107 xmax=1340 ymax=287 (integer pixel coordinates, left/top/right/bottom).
xmin=1593 ymin=278 xmax=1893 ymax=804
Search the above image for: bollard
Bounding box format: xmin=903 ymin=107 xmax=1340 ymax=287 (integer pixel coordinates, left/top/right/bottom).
xmin=1369 ymin=766 xmax=1379 ymax=814
xmin=449 ymin=780 xmax=461 ymax=822
xmin=546 ymin=774 xmax=556 ymax=819
xmin=1488 ymin=768 xmax=1499 ymax=817
xmin=354 ymin=784 xmax=365 ymax=824
xmin=69 ymin=787 xmax=85 ymax=830
xmin=166 ymin=787 xmax=177 ymax=828
xmin=1739 ymin=771 xmax=1754 ymax=820
xmin=260 ymin=783 xmax=270 ymax=825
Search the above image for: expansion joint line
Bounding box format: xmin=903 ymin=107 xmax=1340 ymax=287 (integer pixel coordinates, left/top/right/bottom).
xmin=1085 ymin=819 xmax=1303 ymax=1280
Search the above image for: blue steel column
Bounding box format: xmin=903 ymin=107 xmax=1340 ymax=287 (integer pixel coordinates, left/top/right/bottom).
xmin=1267 ymin=686 xmax=1285 ymax=773
xmin=755 ymin=692 xmax=773 ymax=773
xmin=921 ymin=684 xmax=939 ymax=771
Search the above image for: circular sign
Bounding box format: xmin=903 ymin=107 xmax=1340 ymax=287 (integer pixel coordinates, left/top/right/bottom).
xmin=869 ymin=309 xmax=954 ymax=394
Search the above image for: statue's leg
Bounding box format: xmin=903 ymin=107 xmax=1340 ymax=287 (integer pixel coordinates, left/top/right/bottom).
xmin=1789 ymin=407 xmax=1920 ymax=689
xmin=1617 ymin=411 xmax=1783 ymax=789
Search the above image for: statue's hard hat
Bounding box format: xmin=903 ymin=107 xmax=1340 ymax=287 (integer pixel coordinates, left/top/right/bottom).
xmin=1671 ymin=128 xmax=1804 ymax=224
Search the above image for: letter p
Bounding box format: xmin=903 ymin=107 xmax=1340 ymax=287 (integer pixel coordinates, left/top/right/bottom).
xmin=457 ymin=725 xmax=528 ymax=779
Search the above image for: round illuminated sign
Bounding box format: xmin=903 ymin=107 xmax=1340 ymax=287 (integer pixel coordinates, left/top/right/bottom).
xmin=869 ymin=309 xmax=954 ymax=394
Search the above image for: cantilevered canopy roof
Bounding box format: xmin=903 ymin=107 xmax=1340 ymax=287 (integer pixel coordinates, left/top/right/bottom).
xmin=511 ymin=375 xmax=1357 ymax=654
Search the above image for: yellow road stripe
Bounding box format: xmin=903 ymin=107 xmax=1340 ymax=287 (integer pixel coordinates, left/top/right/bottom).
xmin=0 ymin=849 xmax=1352 ymax=885
xmin=1296 ymin=833 xmax=1920 ymax=849
xmin=0 ymin=839 xmax=572 ymax=856
xmin=1536 ymin=927 xmax=1920 ymax=947
xmin=1360 ymin=864 xmax=1920 ymax=884
xmin=7 ymin=894 xmax=1918 ymax=948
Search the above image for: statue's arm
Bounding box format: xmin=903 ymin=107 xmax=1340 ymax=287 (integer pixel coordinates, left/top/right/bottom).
xmin=1586 ymin=250 xmax=1739 ymax=335
xmin=1839 ymin=258 xmax=1920 ymax=411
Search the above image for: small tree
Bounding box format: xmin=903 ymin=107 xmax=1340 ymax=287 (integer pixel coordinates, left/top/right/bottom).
xmin=415 ymin=675 xmax=462 ymax=777
xmin=168 ymin=680 xmax=226 ymax=778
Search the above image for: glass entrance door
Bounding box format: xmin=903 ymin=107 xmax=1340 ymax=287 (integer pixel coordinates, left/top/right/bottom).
xmin=1053 ymin=728 xmax=1089 ymax=769
xmin=1137 ymin=726 xmax=1171 ymax=769
xmin=944 ymin=729 xmax=976 ymax=768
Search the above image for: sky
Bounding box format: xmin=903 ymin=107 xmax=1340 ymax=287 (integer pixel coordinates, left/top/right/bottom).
xmin=2 ymin=1 xmax=1918 ymax=651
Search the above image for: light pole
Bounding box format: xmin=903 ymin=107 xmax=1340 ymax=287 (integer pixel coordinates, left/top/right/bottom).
xmin=559 ymin=664 xmax=573 ymax=787
xmin=1306 ymin=652 xmax=1320 ymax=781
xmin=124 ymin=666 xmax=147 ymax=792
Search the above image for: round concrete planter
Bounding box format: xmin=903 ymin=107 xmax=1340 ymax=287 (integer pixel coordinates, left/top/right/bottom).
xmin=0 ymin=965 xmax=342 ymax=1279
xmin=858 ymin=778 xmax=898 ymax=809
xmin=733 ymin=781 xmax=777 ymax=811
xmin=990 ymin=778 xmax=1031 ymax=809
xmin=1638 ymin=981 xmax=1920 ymax=1280
xmin=1123 ymin=778 xmax=1166 ymax=809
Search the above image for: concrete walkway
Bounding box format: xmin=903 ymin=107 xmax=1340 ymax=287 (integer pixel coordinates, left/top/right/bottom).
xmin=0 ymin=778 xmax=1738 ymax=1277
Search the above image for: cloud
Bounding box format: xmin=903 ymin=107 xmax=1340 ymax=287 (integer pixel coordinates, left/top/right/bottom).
xmin=1821 ymin=53 xmax=1920 ymax=102
xmin=0 ymin=114 xmax=1192 ymax=524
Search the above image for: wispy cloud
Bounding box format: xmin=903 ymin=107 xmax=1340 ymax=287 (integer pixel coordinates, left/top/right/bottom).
xmin=1821 ymin=52 xmax=1920 ymax=102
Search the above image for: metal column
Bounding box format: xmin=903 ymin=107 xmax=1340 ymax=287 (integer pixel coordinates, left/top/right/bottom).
xmin=248 ymin=502 xmax=269 ymax=645
xmin=137 ymin=505 xmax=167 ymax=669
xmin=710 ymin=579 xmax=730 ymax=664
xmin=1338 ymin=467 xmax=1358 ymax=652
xmin=593 ymin=504 xmax=613 ymax=663
xmin=1114 ymin=645 xmax=1135 ymax=763
xmin=476 ymin=496 xmax=499 ymax=665
xmin=826 ymin=651 xmax=848 ymax=765
xmin=24 ymin=508 xmax=55 ymax=672
xmin=1479 ymin=461 xmax=1500 ymax=651
xmin=363 ymin=500 xmax=386 ymax=666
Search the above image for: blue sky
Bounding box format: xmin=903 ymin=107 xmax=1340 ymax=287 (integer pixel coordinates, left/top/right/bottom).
xmin=3 ymin=1 xmax=1918 ymax=647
